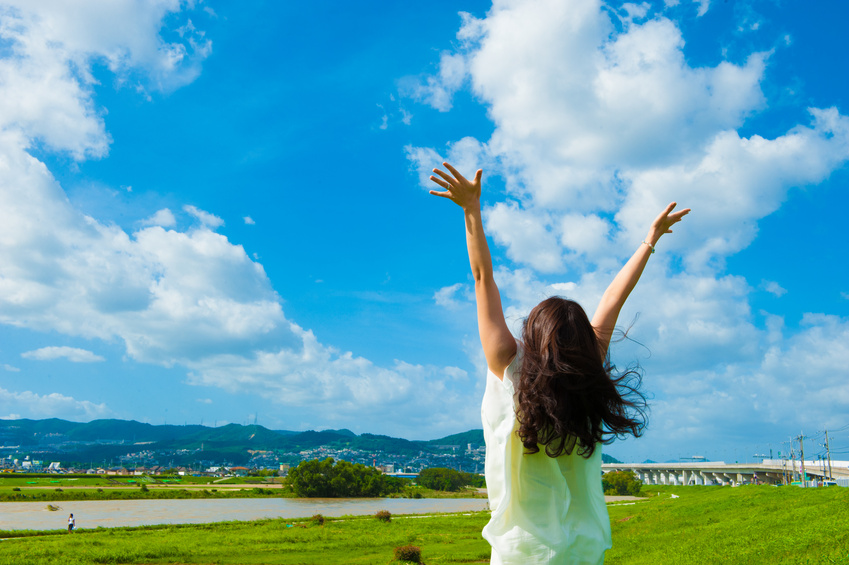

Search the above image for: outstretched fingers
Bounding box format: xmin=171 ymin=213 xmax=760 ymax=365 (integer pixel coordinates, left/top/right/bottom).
xmin=655 ymin=202 xmax=691 ymax=233
xmin=648 ymin=202 xmax=689 ymax=237
xmin=442 ymin=162 xmax=467 ymax=183
xmin=428 ymin=189 xmax=454 ymax=199
xmin=668 ymin=207 xmax=691 ymax=224
xmin=430 ymin=167 xmax=454 ymax=187
xmin=428 ymin=162 xmax=483 ymax=210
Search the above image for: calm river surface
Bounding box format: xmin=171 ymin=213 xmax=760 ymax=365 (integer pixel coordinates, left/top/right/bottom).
xmin=0 ymin=498 xmax=490 ymax=531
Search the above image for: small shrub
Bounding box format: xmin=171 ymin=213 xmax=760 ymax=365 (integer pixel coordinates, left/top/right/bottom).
xmin=394 ymin=545 xmax=422 ymax=563
xmin=97 ymin=488 xmax=103 ymax=492
xmin=55 ymin=488 xmax=63 ymax=492
xmin=140 ymin=483 xmax=149 ymax=492
xmin=12 ymin=487 xmax=20 ymax=492
xmin=310 ymin=513 xmax=325 ymax=526
xmin=602 ymin=470 xmax=642 ymax=496
xmin=375 ymin=510 xmax=392 ymax=523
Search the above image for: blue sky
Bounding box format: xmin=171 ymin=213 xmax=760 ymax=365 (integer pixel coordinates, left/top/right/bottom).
xmin=1 ymin=0 xmax=847 ymax=464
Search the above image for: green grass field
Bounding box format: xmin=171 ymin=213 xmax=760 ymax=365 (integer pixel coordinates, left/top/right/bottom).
xmin=0 ymin=486 xmax=846 ymax=564
xmin=606 ymin=485 xmax=849 ymax=564
xmin=0 ymin=474 xmax=220 ymax=488
xmin=0 ymin=473 xmax=292 ymax=502
xmin=0 ymin=473 xmax=482 ymax=502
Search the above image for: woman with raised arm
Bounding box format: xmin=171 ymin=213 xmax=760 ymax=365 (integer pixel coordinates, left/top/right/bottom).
xmin=429 ymin=163 xmax=689 ymax=565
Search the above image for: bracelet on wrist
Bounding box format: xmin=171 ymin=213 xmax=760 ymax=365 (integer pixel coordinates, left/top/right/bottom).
xmin=641 ymin=240 xmax=655 ymax=254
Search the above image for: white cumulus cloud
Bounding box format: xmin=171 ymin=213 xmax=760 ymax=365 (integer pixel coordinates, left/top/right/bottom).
xmin=406 ymin=0 xmax=849 ymax=454
xmin=0 ymin=0 xmax=212 ymax=160
xmin=183 ymin=205 xmax=224 ymax=229
xmin=761 ymin=280 xmax=787 ymax=297
xmin=142 ymin=208 xmax=177 ymax=228
xmin=433 ymin=283 xmax=470 ymax=310
xmin=0 ymin=0 xmax=481 ymax=438
xmin=21 ymin=346 xmax=105 ymax=363
xmin=0 ymin=387 xmax=111 ymax=420
xmin=183 ymin=321 xmax=476 ymax=436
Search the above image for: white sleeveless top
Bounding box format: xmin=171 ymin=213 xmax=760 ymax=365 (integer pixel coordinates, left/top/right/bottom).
xmin=481 ymin=352 xmax=612 ymax=565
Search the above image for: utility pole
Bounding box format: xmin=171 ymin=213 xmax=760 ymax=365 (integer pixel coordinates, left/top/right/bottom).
xmin=783 ymin=455 xmax=789 ymax=485
xmin=825 ymin=430 xmax=833 ymax=481
xmin=790 ymin=439 xmax=797 ymax=483
xmin=779 ymin=451 xmax=786 ymax=485
xmin=798 ymin=433 xmax=807 ymax=488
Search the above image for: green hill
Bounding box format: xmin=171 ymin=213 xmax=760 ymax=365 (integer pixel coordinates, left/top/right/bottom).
xmin=0 ymin=418 xmax=624 ymax=466
xmin=428 ymin=430 xmax=484 ymax=447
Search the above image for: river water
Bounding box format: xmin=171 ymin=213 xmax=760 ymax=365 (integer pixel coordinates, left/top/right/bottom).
xmin=0 ymin=498 xmax=490 ymax=532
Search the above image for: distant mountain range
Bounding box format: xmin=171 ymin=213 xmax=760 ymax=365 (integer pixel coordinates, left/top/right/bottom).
xmin=0 ymin=418 xmax=621 ymax=466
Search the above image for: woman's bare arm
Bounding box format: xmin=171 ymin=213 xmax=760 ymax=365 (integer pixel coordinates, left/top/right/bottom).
xmin=591 ymin=202 xmax=690 ymax=357
xmin=430 ymin=163 xmax=517 ymax=378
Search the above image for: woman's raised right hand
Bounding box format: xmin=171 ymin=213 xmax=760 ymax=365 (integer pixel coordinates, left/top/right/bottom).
xmin=429 ymin=162 xmax=483 ymax=211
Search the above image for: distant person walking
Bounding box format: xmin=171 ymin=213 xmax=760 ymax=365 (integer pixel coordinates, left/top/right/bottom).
xmin=429 ymin=163 xmax=689 ymax=564
xmin=67 ymin=513 xmax=75 ymax=533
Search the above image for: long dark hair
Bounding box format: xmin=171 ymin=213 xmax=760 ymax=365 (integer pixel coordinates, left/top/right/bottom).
xmin=515 ymin=296 xmax=646 ymax=458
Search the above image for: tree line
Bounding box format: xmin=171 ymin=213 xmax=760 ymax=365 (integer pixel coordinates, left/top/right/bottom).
xmin=286 ymin=459 xmax=641 ymax=498
xmin=286 ymin=459 xmax=483 ymax=497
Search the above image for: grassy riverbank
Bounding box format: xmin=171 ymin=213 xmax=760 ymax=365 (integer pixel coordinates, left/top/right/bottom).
xmin=0 ymin=474 xmax=285 ymax=502
xmin=0 ymin=474 xmax=484 ymax=502
xmin=1 ymin=486 xmax=846 ymax=564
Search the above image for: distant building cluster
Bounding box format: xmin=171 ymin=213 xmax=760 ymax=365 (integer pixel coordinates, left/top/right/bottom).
xmin=293 ymin=443 xmax=486 ymax=475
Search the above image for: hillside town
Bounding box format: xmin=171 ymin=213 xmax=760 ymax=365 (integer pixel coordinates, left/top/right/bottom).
xmin=0 ymin=442 xmax=487 ymax=477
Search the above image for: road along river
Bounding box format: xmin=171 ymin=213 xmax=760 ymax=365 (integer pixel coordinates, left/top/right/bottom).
xmin=0 ymin=497 xmax=491 ymax=531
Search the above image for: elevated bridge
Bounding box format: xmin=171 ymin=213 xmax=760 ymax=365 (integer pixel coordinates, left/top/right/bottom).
xmin=603 ymin=460 xmax=849 ymax=486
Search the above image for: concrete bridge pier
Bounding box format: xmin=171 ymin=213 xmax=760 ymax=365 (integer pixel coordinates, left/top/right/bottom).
xmin=764 ymin=472 xmax=781 ymax=485
xmin=602 ymin=461 xmax=848 ymax=487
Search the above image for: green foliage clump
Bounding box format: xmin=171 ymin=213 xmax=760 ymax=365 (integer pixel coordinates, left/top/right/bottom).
xmin=394 ymin=545 xmax=422 ymax=563
xmin=602 ymin=470 xmax=642 ymax=496
xmin=251 ymin=487 xmax=273 ymax=495
xmin=416 ymin=467 xmax=482 ymax=492
xmin=287 ymin=458 xmax=407 ymax=497
xmin=310 ymin=513 xmax=325 ymax=526
xmin=375 ymin=510 xmax=391 ymax=522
